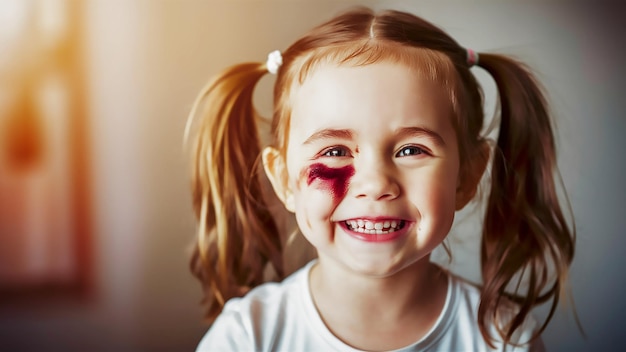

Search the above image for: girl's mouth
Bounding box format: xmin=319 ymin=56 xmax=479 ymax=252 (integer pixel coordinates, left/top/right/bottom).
xmin=343 ymin=219 xmax=406 ymax=235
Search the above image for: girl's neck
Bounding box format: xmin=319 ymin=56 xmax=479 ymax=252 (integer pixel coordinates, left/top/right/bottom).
xmin=309 ymin=256 xmax=448 ymax=351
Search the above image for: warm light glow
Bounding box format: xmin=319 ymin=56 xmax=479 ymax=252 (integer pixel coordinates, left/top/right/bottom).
xmin=0 ymin=0 xmax=82 ymax=288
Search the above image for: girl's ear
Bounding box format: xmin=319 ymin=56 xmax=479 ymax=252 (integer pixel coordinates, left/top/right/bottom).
xmin=262 ymin=147 xmax=295 ymax=212
xmin=455 ymin=141 xmax=490 ymax=210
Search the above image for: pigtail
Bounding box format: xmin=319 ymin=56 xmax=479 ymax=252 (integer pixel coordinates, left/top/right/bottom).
xmin=477 ymin=53 xmax=575 ymax=345
xmin=186 ymin=63 xmax=284 ymax=322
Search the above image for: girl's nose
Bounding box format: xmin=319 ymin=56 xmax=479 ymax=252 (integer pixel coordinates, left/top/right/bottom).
xmin=350 ymin=164 xmax=400 ymax=201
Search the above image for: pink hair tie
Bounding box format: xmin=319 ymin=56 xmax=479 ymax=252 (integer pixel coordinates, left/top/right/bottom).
xmin=466 ymin=48 xmax=479 ymax=67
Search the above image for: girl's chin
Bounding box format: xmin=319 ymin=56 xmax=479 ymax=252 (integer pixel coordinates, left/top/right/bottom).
xmin=337 ymin=257 xmax=423 ymax=279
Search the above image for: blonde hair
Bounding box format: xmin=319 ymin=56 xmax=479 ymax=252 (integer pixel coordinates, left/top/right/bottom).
xmin=186 ymin=7 xmax=575 ymax=347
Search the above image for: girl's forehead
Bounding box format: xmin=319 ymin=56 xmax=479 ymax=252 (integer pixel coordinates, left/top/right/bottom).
xmin=291 ymin=62 xmax=431 ymax=112
xmin=287 ymin=62 xmax=455 ymax=143
xmin=284 ymin=45 xmax=458 ymax=116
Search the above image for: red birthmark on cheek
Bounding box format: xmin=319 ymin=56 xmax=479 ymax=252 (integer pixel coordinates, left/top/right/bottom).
xmin=306 ymin=163 xmax=355 ymax=199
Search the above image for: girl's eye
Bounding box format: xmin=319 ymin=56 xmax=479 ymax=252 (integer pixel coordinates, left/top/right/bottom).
xmin=322 ymin=147 xmax=349 ymax=157
xmin=396 ymin=146 xmax=426 ymax=157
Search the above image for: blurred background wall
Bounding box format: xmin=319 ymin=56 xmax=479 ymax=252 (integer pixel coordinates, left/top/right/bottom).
xmin=0 ymin=1 xmax=624 ymax=351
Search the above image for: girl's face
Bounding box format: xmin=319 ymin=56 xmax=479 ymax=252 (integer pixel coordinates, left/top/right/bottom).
xmin=274 ymin=62 xmax=462 ymax=278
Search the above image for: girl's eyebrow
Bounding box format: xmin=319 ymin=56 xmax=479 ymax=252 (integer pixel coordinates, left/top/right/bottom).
xmin=301 ymin=127 xmax=445 ymax=147
xmin=302 ymin=128 xmax=354 ymax=145
xmin=395 ymin=126 xmax=446 ymax=148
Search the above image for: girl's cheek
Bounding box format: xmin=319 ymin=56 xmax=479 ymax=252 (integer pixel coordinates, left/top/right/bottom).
xmin=304 ymin=163 xmax=355 ymax=201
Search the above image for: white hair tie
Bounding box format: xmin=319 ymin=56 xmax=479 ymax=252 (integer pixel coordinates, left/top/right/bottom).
xmin=266 ymin=50 xmax=283 ymax=74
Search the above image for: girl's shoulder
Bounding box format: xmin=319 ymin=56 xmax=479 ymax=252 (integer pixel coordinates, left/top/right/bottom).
xmin=441 ymin=272 xmax=543 ymax=352
xmin=225 ymin=260 xmax=310 ymax=314
xmin=195 ymin=261 xmax=315 ymax=351
xmin=214 ymin=259 xmax=313 ymax=323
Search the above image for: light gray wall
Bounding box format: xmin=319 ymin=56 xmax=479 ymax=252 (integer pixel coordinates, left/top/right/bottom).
xmin=2 ymin=1 xmax=623 ymax=351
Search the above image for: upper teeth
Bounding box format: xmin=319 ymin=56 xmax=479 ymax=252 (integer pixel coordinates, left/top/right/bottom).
xmin=345 ymin=219 xmax=404 ymax=234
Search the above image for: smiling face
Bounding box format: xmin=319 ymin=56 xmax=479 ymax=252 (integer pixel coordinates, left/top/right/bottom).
xmin=265 ymin=61 xmax=466 ymax=277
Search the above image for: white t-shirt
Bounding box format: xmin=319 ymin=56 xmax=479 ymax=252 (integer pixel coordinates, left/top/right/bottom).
xmin=196 ymin=261 xmax=542 ymax=352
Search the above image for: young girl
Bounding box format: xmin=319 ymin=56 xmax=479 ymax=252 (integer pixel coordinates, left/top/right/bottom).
xmin=187 ymin=7 xmax=574 ymax=351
